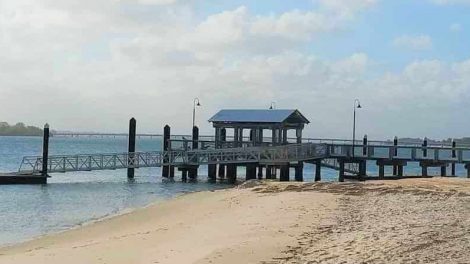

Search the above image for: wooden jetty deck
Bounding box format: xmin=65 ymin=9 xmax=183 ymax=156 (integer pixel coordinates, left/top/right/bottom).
xmin=0 ymin=172 xmax=47 ymax=184
xmin=15 ymin=141 xmax=470 ymax=183
xmin=6 ymin=109 xmax=470 ymax=184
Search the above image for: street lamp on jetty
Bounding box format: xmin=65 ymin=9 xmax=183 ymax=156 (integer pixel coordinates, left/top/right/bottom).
xmin=269 ymin=102 xmax=276 ymax=110
xmin=192 ymin=98 xmax=201 ymax=128
xmin=352 ymin=99 xmax=362 ymax=157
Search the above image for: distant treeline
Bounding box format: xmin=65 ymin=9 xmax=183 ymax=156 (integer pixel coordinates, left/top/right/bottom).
xmin=0 ymin=122 xmax=43 ymax=136
xmin=397 ymin=137 xmax=470 ymax=145
xmin=443 ymin=138 xmax=470 ymax=145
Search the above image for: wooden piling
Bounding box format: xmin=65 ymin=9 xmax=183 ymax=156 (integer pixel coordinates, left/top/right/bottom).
xmin=452 ymin=140 xmax=456 ymax=176
xmin=295 ymin=162 xmax=304 ymax=182
xmin=423 ymin=137 xmax=428 ymax=158
xmin=339 ymin=160 xmax=345 ymax=182
xmin=441 ymin=166 xmax=447 ymax=177
xmin=362 ymin=135 xmax=367 ymax=156
xmin=41 ymin=124 xmax=50 ymax=177
xmin=257 ymin=165 xmax=263 ymax=180
xmin=466 ymin=164 xmax=470 ymax=178
xmin=162 ymin=125 xmax=171 ymax=178
xmin=208 ymin=164 xmax=217 ymax=182
xmin=280 ymin=165 xmax=290 ymax=182
xmin=392 ymin=137 xmax=398 ymax=175
xmin=246 ymin=164 xmax=257 ymax=180
xmin=422 ymin=165 xmax=428 ymax=177
xmin=272 ymin=166 xmax=278 ymax=179
xmin=182 ymin=170 xmax=188 ymax=182
xmin=295 ymin=133 xmax=304 ymax=182
xmin=398 ymin=165 xmax=404 ymax=177
xmin=315 ymin=160 xmax=322 ymax=182
xmin=266 ymin=166 xmax=272 ymax=179
xmin=127 ymin=118 xmax=136 ymax=179
xmin=378 ymin=164 xmax=385 ymax=179
xmin=188 ymin=126 xmax=199 ymax=180
xmin=227 ymin=164 xmax=237 ymax=183
xmin=358 ymin=160 xmax=367 ymax=181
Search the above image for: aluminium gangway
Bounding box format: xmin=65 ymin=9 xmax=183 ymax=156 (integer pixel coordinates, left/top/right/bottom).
xmin=18 ymin=141 xmax=470 ymax=176
xmin=18 ymin=143 xmax=329 ymax=174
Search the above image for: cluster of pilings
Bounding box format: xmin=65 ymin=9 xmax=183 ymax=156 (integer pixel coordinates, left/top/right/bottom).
xmin=340 ymin=135 xmax=467 ymax=181
xmin=39 ymin=119 xmax=470 ymax=184
xmin=160 ymin=124 xmax=317 ymax=183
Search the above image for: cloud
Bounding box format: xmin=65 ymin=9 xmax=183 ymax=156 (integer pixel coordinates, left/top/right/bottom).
xmin=392 ymin=35 xmax=433 ymax=51
xmin=1 ymin=0 xmax=470 ymax=139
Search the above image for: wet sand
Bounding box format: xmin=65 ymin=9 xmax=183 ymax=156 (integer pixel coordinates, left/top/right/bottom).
xmin=1 ymin=178 xmax=470 ymax=264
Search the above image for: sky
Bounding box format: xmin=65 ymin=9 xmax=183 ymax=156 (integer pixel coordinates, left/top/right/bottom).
xmin=1 ymin=0 xmax=470 ymax=139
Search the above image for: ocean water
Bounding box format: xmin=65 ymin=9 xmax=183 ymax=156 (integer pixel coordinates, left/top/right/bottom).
xmin=0 ymin=136 xmax=468 ymax=246
xmin=0 ymin=136 xmax=230 ymax=246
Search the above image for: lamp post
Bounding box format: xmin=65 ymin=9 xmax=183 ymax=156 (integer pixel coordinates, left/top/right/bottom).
xmin=269 ymin=102 xmax=276 ymax=110
xmin=352 ymin=99 xmax=362 ymax=157
xmin=192 ymin=98 xmax=201 ymax=128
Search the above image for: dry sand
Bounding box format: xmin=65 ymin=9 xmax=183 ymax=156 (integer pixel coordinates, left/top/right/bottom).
xmin=1 ymin=178 xmax=470 ymax=264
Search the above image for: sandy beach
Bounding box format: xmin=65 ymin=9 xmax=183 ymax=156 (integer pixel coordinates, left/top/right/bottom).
xmin=1 ymin=178 xmax=470 ymax=264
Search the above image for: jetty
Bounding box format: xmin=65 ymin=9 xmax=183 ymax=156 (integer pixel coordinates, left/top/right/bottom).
xmin=3 ymin=109 xmax=470 ymax=184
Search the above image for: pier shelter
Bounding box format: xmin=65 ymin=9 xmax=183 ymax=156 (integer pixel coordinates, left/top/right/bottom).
xmin=209 ymin=109 xmax=310 ymax=147
xmin=208 ymin=109 xmax=310 ymax=182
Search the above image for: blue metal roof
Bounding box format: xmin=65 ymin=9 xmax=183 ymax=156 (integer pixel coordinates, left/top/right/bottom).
xmin=208 ymin=109 xmax=309 ymax=124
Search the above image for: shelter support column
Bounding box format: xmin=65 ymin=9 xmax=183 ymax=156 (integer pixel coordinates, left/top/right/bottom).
xmin=282 ymin=129 xmax=288 ymax=145
xmin=234 ymin=127 xmax=239 ymax=148
xmin=218 ymin=128 xmax=226 ymax=179
xmin=271 ymin=128 xmax=277 ymax=146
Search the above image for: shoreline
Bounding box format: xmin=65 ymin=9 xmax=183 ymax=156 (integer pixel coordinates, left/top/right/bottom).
xmin=2 ymin=178 xmax=470 ymax=263
xmin=0 ymin=185 xmax=229 ymax=249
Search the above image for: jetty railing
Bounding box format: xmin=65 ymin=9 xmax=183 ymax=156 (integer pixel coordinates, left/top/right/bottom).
xmin=329 ymin=144 xmax=470 ymax=163
xmin=18 ymin=142 xmax=470 ymax=175
xmin=18 ymin=143 xmax=329 ymax=174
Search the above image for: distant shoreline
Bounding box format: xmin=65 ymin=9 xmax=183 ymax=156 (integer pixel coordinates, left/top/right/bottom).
xmin=0 ymin=135 xmax=42 ymax=137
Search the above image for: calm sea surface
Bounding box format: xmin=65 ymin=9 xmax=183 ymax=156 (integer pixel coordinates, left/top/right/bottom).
xmin=0 ymin=136 xmax=467 ymax=246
